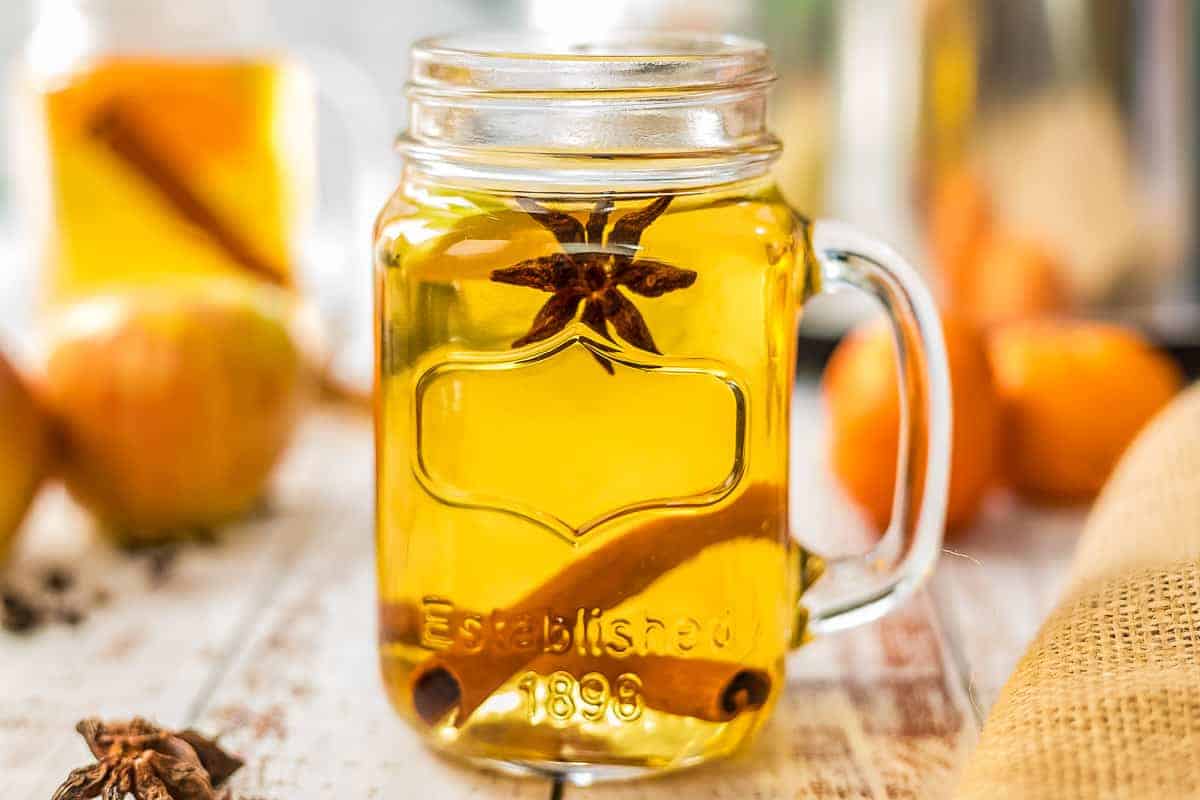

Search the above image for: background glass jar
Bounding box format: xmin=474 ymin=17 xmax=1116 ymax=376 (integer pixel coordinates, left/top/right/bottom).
xmin=10 ymin=0 xmax=386 ymax=380
xmin=14 ymin=0 xmax=312 ymax=303
xmin=375 ymin=32 xmax=951 ymax=783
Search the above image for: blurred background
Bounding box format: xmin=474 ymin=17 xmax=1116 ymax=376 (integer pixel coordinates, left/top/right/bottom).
xmin=0 ymin=0 xmax=1194 ymax=635
xmin=1 ymin=0 xmax=1196 ymax=383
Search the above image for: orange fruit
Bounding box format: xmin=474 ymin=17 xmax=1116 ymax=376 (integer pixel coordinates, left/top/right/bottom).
xmin=928 ymin=169 xmax=992 ymax=307
xmin=43 ymin=282 xmax=304 ymax=543
xmin=927 ymin=169 xmax=1072 ymax=328
xmin=0 ymin=352 xmax=52 ymax=561
xmin=989 ymin=321 xmax=1183 ymax=504
xmin=824 ymin=314 xmax=1000 ymax=536
xmin=962 ymin=235 xmax=1069 ymax=328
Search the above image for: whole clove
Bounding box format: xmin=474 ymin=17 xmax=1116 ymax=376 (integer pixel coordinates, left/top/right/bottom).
xmin=43 ymin=566 xmax=76 ymax=594
xmin=1 ymin=565 xmax=92 ymax=635
xmin=1 ymin=588 xmax=42 ymax=634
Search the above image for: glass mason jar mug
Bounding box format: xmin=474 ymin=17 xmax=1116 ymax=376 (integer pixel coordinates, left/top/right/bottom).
xmin=375 ymin=33 xmax=951 ymax=782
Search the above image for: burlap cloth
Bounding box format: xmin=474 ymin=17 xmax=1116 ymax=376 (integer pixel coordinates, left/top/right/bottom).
xmin=957 ymin=382 xmax=1200 ymax=799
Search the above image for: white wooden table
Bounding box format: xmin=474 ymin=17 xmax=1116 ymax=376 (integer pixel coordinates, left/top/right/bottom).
xmin=0 ymin=385 xmax=1081 ymax=799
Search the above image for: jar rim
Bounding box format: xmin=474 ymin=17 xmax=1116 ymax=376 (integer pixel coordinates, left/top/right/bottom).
xmin=403 ymin=31 xmax=781 ymax=191
xmin=411 ymin=30 xmax=775 ymax=93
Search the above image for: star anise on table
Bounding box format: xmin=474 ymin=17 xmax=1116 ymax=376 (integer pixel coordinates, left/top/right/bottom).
xmin=52 ymin=718 xmax=243 ymax=800
xmin=491 ymin=195 xmax=697 ymax=373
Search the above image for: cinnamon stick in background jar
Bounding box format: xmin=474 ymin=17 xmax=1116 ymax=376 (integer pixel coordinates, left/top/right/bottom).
xmin=89 ymin=101 xmax=291 ymax=288
xmin=382 ymin=483 xmax=825 ymax=726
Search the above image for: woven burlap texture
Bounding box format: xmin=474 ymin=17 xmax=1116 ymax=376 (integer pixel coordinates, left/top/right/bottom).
xmin=958 ymin=382 xmax=1200 ymax=800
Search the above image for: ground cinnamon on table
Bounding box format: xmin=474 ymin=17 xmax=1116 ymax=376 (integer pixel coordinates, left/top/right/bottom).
xmin=388 ymin=482 xmax=824 ymax=726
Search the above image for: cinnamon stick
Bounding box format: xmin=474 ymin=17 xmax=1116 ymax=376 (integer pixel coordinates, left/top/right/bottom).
xmin=529 ymin=654 xmax=770 ymax=724
xmin=385 ymin=603 xmax=773 ymax=725
xmin=385 ymin=483 xmax=824 ymax=726
xmin=89 ymin=101 xmax=290 ymax=287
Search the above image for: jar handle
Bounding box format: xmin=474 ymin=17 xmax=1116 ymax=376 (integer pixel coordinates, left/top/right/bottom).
xmin=799 ymin=220 xmax=952 ymax=636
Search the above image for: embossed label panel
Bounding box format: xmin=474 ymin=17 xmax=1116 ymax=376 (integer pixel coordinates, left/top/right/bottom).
xmin=413 ymin=337 xmax=748 ymax=544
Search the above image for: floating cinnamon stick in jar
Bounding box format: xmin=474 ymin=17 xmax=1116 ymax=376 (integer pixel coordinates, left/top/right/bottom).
xmin=387 ymin=482 xmax=825 ymax=727
xmin=88 ymin=101 xmax=290 ymax=287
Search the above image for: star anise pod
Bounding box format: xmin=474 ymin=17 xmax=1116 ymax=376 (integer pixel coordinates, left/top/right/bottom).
xmin=52 ymin=718 xmax=244 ymax=800
xmin=491 ymin=195 xmax=697 ymax=372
